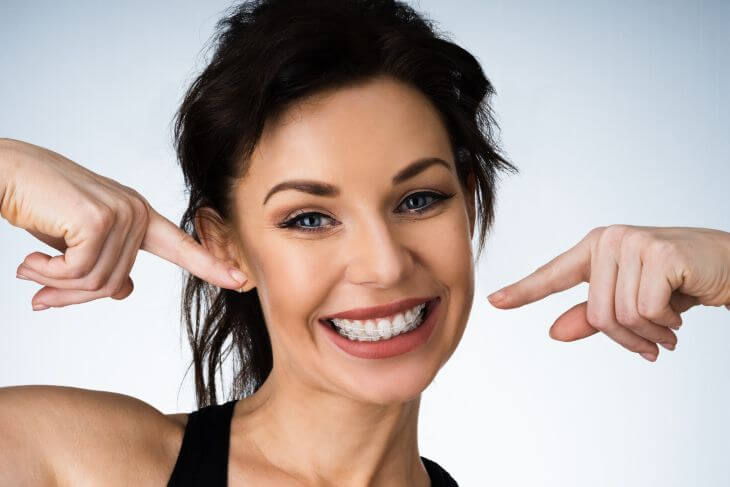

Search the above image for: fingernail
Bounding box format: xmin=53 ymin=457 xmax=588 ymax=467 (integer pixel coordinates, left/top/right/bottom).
xmin=640 ymin=351 xmax=657 ymax=362
xmin=659 ymin=342 xmax=675 ymax=351
xmin=32 ymin=303 xmax=49 ymax=311
xmin=229 ymin=268 xmax=247 ymax=285
xmin=16 ymin=273 xmax=29 ymax=280
xmin=488 ymin=290 xmax=506 ymax=303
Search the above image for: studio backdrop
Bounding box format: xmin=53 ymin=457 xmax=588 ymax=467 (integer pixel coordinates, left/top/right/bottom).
xmin=1 ymin=1 xmax=728 ymax=485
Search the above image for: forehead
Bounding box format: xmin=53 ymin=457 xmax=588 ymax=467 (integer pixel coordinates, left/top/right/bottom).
xmin=243 ymin=76 xmax=454 ymax=187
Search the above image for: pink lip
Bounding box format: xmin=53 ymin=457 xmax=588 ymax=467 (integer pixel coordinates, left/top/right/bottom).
xmin=319 ymin=296 xmax=441 ymax=360
xmin=321 ymin=296 xmax=436 ymax=321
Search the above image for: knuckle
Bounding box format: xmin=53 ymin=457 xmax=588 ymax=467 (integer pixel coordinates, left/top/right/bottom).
xmin=620 ymin=319 xmax=642 ymax=332
xmin=593 ymin=317 xmax=613 ymax=331
xmin=584 ymin=226 xmax=607 ymax=245
xmin=614 ymin=308 xmax=637 ymax=327
xmin=117 ymin=199 xmax=136 ymax=225
xmin=68 ymin=265 xmax=91 ymax=279
xmin=604 ymin=224 xmax=630 ymax=237
xmin=598 ymin=224 xmax=629 ymax=248
xmin=120 ymin=186 xmax=151 ymax=219
xmin=82 ymin=274 xmax=106 ymax=291
xmin=534 ymin=260 xmax=557 ymax=281
xmin=88 ymin=203 xmax=114 ymax=231
xmin=131 ymin=197 xmax=150 ymax=223
xmin=623 ymin=228 xmax=649 ymax=249
xmin=585 ymin=307 xmax=607 ymax=329
xmin=637 ymin=300 xmax=659 ymax=320
xmin=647 ymin=239 xmax=677 ymax=259
xmin=531 ymin=263 xmax=557 ymax=294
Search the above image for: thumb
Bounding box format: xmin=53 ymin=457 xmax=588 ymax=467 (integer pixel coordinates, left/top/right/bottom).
xmin=548 ymin=301 xmax=599 ymax=342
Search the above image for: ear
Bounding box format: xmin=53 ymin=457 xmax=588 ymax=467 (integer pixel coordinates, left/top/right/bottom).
xmin=465 ymin=170 xmax=476 ymax=238
xmin=194 ymin=207 xmax=256 ymax=292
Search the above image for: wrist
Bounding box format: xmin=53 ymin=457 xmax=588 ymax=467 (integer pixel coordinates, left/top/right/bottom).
xmin=0 ymin=138 xmax=21 ymax=218
xmin=0 ymin=139 xmax=10 ymax=206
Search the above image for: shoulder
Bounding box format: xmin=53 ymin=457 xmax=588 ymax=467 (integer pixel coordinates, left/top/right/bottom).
xmin=0 ymin=385 xmax=188 ymax=487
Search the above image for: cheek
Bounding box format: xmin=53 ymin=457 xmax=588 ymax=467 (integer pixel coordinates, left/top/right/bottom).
xmin=424 ymin=206 xmax=474 ymax=290
xmin=253 ymin=239 xmax=333 ymax=342
xmin=423 ymin=206 xmax=475 ymax=351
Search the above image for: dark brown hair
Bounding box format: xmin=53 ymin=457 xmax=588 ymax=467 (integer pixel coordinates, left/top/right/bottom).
xmin=174 ymin=0 xmax=518 ymax=408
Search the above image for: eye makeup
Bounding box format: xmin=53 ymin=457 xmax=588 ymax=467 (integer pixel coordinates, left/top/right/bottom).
xmin=276 ymin=190 xmax=456 ymax=233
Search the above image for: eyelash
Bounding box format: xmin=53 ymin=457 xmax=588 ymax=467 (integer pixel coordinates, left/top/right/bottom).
xmin=277 ymin=190 xmax=457 ymax=233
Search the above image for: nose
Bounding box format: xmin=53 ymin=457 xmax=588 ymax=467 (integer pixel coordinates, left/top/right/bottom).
xmin=344 ymin=216 xmax=414 ymax=288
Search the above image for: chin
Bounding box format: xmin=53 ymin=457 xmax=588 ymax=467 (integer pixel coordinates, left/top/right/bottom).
xmin=334 ymin=355 xmax=443 ymax=406
xmin=326 ymin=300 xmax=461 ymax=406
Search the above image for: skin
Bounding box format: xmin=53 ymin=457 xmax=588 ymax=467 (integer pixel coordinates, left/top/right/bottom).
xmin=194 ymin=75 xmax=476 ymax=485
xmin=0 ymin=76 xmax=728 ymax=485
xmin=491 ymin=224 xmax=730 ymax=362
xmin=0 ymin=76 xmax=478 ymax=486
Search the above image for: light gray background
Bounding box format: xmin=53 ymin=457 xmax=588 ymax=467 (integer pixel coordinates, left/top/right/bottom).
xmin=1 ymin=1 xmax=728 ymax=485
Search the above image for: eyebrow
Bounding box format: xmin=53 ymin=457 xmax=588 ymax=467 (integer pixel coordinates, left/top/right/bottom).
xmin=262 ymin=157 xmax=452 ymax=205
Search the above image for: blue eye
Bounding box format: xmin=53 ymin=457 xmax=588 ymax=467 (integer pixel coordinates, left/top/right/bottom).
xmin=277 ymin=190 xmax=456 ymax=233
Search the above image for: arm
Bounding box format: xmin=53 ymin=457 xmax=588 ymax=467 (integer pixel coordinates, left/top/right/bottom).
xmin=0 ymin=138 xmax=19 ymax=222
xmin=0 ymin=386 xmax=58 ymax=486
xmin=0 ymin=385 xmax=184 ymax=486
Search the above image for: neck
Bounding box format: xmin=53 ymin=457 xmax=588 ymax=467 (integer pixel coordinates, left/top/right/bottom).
xmin=230 ymin=367 xmax=430 ymax=486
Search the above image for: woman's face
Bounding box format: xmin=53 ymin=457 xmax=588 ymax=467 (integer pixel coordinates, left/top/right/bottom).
xmin=230 ymin=75 xmax=476 ymax=405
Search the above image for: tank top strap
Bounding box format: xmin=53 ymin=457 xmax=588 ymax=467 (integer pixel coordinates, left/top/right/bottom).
xmin=421 ymin=456 xmax=459 ymax=486
xmin=167 ymin=400 xmax=238 ymax=487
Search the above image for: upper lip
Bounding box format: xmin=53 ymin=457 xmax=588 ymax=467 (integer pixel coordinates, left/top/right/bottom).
xmin=322 ymin=296 xmax=437 ymax=321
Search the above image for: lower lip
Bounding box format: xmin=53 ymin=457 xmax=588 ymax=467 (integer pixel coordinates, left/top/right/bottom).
xmin=319 ymin=297 xmax=441 ymax=359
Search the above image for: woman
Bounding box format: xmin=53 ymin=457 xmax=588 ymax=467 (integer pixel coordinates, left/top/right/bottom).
xmin=1 ymin=0 xmax=729 ymax=485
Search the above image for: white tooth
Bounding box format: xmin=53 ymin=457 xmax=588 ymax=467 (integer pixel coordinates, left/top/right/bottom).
xmin=364 ymin=320 xmax=376 ymax=338
xmin=392 ymin=313 xmax=406 ymax=334
xmin=405 ymin=309 xmax=414 ymax=322
xmin=329 ymin=301 xmax=430 ymax=341
xmin=351 ymin=321 xmax=364 ymax=335
xmin=377 ymin=319 xmax=392 ymax=339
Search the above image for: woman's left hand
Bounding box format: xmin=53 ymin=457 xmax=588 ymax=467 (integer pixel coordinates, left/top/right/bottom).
xmin=487 ymin=225 xmax=730 ymax=362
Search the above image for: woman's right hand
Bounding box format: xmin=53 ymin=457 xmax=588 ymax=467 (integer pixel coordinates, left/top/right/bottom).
xmin=0 ymin=138 xmax=249 ymax=309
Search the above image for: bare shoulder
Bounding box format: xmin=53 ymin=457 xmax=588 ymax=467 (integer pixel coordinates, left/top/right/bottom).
xmin=0 ymin=385 xmax=187 ymax=487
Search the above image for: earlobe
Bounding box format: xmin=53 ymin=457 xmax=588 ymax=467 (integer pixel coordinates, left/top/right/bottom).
xmin=195 ymin=207 xmax=256 ymax=291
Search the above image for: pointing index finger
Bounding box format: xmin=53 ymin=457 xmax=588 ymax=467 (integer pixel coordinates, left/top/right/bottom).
xmin=141 ymin=206 xmax=247 ymax=291
xmin=488 ymin=231 xmax=594 ymax=309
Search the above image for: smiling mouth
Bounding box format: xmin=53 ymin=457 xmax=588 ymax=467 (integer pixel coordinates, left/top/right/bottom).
xmin=324 ymin=298 xmax=435 ymax=342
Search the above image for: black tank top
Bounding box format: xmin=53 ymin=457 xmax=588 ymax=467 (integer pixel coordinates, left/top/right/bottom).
xmin=167 ymin=400 xmax=459 ymax=486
